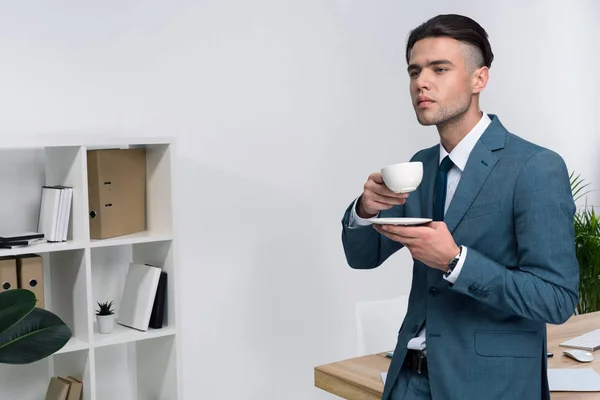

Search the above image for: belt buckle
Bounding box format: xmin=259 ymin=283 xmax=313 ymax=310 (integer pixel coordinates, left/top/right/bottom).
xmin=416 ymin=352 xmax=425 ymax=374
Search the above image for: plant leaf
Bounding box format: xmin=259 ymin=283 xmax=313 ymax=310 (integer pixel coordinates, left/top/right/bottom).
xmin=570 ymin=171 xmax=592 ymax=202
xmin=0 ymin=308 xmax=71 ymax=364
xmin=0 ymin=289 xmax=36 ymax=334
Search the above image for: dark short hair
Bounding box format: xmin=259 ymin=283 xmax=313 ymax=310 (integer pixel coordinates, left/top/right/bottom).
xmin=405 ymin=14 xmax=494 ymax=69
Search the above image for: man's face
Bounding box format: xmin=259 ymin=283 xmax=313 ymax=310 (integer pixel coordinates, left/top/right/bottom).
xmin=407 ymin=36 xmax=475 ymax=126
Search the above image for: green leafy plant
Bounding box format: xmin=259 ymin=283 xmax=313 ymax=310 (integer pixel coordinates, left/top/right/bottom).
xmin=96 ymin=301 xmax=114 ymax=316
xmin=0 ymin=289 xmax=72 ymax=364
xmin=574 ymin=208 xmax=600 ymax=314
xmin=570 ymin=172 xmax=599 ymax=314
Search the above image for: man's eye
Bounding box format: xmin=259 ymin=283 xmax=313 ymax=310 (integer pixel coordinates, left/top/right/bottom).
xmin=409 ymin=71 xmax=420 ymax=78
xmin=435 ymin=68 xmax=448 ymax=73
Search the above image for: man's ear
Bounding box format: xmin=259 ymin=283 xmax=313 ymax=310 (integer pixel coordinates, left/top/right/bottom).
xmin=472 ymin=66 xmax=489 ymax=94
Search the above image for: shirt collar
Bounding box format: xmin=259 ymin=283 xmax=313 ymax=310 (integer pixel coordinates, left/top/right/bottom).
xmin=439 ymin=112 xmax=492 ymax=171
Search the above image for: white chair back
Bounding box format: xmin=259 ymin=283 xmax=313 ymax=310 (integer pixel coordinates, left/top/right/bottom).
xmin=355 ymin=294 xmax=409 ymax=356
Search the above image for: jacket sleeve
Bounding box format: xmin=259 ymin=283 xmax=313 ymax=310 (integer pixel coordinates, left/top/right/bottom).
xmin=340 ymin=198 xmax=405 ymax=269
xmin=449 ymin=149 xmax=579 ymax=324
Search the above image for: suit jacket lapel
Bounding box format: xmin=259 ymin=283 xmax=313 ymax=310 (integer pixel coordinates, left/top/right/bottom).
xmin=443 ymin=116 xmax=506 ymax=233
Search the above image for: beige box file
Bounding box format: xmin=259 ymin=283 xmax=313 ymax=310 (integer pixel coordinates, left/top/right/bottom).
xmin=0 ymin=256 xmax=17 ymax=292
xmin=44 ymin=377 xmax=69 ymax=400
xmin=87 ymin=148 xmax=147 ymax=239
xmin=63 ymin=376 xmax=83 ymax=400
xmin=16 ymin=254 xmax=44 ymax=309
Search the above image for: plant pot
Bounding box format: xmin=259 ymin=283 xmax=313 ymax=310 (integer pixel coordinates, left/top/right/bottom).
xmin=97 ymin=314 xmax=115 ymax=334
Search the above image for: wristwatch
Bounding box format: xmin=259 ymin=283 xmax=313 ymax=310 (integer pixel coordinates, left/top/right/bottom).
xmin=444 ymin=246 xmax=462 ymax=278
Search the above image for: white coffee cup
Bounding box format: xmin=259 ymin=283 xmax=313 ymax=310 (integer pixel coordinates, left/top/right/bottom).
xmin=381 ymin=161 xmax=423 ymax=193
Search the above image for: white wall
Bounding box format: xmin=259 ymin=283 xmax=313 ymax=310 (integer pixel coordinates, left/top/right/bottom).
xmin=0 ymin=1 xmax=598 ymax=399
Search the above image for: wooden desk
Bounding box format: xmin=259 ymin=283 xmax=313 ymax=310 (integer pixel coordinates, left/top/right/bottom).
xmin=315 ymin=311 xmax=600 ymax=399
xmin=547 ymin=311 xmax=600 ymax=399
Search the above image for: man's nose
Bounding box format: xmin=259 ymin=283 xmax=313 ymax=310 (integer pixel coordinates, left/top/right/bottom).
xmin=415 ymin=71 xmax=431 ymax=91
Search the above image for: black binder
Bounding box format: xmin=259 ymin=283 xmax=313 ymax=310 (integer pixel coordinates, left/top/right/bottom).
xmin=0 ymin=232 xmax=44 ymax=242
xmin=149 ymin=271 xmax=167 ymax=329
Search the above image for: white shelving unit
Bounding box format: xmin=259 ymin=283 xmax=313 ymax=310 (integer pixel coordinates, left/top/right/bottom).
xmin=0 ymin=137 xmax=182 ymax=400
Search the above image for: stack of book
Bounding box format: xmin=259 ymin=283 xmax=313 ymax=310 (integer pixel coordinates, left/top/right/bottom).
xmin=0 ymin=232 xmax=45 ymax=249
xmin=37 ymin=185 xmax=73 ymax=242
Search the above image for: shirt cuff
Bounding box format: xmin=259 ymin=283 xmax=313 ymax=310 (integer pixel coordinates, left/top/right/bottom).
xmin=348 ymin=196 xmax=379 ymax=227
xmin=443 ymin=246 xmax=467 ymax=284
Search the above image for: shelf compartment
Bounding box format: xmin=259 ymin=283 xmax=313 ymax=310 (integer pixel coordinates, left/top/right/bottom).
xmin=45 ymin=249 xmax=92 ymax=344
xmin=82 ymin=143 xmax=173 ymax=243
xmin=52 ymin=349 xmax=93 ymax=400
xmin=90 ymin=241 xmax=174 ymax=338
xmin=44 ymin=146 xmax=89 ymax=243
xmin=95 ymin=335 xmax=178 ymax=400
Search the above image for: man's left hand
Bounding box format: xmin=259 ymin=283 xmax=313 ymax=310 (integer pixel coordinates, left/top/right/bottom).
xmin=373 ymin=222 xmax=460 ymax=271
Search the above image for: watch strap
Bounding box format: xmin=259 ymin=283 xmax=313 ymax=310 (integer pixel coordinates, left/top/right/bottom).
xmin=444 ymin=246 xmax=462 ymax=278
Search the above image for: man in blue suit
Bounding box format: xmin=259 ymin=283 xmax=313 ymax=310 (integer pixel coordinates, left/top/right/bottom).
xmin=341 ymin=14 xmax=579 ymax=400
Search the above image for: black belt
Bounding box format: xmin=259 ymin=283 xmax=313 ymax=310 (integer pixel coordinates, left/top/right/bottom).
xmin=403 ymin=349 xmax=429 ymax=378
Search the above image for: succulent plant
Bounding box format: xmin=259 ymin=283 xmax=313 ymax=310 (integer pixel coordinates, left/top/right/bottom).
xmin=96 ymin=300 xmax=115 ymax=316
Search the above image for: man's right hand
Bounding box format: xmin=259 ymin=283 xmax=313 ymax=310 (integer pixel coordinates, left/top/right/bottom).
xmin=357 ymin=172 xmax=410 ymax=218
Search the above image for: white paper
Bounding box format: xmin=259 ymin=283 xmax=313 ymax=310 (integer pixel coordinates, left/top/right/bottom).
xmin=381 ymin=372 xmax=387 ymax=384
xmin=548 ymin=368 xmax=600 ymax=392
xmin=407 ymin=336 xmax=426 ymax=351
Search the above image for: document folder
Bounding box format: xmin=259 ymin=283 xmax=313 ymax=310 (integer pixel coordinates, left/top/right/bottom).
xmin=17 ymin=254 xmax=45 ymax=309
xmin=0 ymin=256 xmax=17 ymax=292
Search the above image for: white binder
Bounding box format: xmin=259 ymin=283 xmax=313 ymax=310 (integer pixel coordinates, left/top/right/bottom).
xmin=38 ymin=187 xmax=61 ymax=242
xmin=117 ymin=263 xmax=162 ymax=331
xmin=37 ymin=186 xmax=73 ymax=242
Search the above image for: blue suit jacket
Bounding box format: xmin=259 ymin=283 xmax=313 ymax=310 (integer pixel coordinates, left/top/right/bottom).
xmin=341 ymin=115 xmax=579 ymax=400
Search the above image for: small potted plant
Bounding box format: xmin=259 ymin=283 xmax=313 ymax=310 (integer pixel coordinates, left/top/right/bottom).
xmin=96 ymin=300 xmax=115 ymax=334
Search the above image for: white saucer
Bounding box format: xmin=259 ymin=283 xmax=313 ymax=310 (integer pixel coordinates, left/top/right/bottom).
xmin=368 ymin=217 xmax=432 ymax=226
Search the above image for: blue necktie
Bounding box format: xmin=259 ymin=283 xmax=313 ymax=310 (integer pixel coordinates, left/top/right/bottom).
xmin=433 ymin=156 xmax=454 ymax=221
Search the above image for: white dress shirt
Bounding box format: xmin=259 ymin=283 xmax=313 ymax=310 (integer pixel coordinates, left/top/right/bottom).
xmin=348 ymin=112 xmax=492 ymax=350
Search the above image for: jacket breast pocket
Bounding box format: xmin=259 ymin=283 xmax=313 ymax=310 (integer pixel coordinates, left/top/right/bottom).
xmin=474 ymin=330 xmax=540 ymax=358
xmin=462 ymin=201 xmax=501 ymax=221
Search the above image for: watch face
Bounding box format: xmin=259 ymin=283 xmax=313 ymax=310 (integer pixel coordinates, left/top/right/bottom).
xmin=446 ymin=248 xmax=462 ymax=277
xmin=446 ymin=258 xmax=458 ymax=276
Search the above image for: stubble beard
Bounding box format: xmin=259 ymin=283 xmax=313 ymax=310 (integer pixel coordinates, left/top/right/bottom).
xmin=415 ymin=95 xmax=472 ymax=128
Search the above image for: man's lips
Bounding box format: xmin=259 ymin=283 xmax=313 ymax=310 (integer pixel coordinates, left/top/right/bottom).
xmin=417 ymin=96 xmax=434 ymax=108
